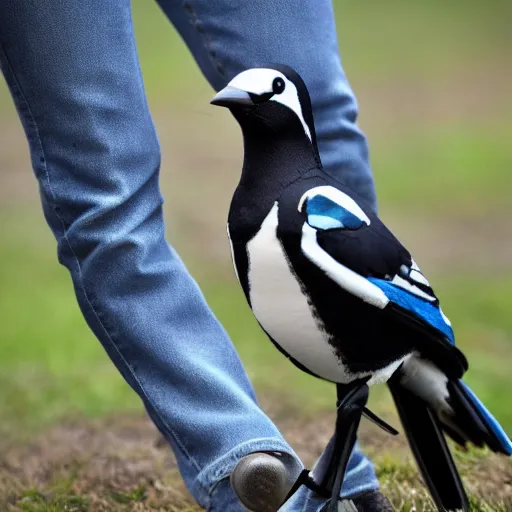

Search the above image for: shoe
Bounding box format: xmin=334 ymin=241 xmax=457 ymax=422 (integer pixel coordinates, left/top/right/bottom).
xmin=230 ymin=452 xmax=293 ymax=512
xmin=230 ymin=453 xmax=394 ymax=512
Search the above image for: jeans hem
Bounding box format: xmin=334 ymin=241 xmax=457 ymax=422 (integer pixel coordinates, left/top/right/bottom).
xmin=194 ymin=437 xmax=303 ymax=497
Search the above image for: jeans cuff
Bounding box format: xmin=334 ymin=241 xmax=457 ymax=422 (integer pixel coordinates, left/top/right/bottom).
xmin=194 ymin=437 xmax=304 ymax=507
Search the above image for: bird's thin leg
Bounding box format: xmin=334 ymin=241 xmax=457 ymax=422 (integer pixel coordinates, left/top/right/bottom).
xmin=321 ymin=381 xmax=369 ymax=512
xmin=362 ymin=407 xmax=399 ymax=435
xmin=277 ymin=381 xmax=370 ymax=511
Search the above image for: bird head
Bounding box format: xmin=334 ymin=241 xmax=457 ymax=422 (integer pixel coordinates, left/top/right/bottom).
xmin=211 ymin=65 xmax=318 ymax=154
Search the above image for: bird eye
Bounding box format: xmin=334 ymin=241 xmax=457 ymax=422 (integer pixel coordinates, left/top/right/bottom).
xmin=272 ymin=77 xmax=285 ymax=94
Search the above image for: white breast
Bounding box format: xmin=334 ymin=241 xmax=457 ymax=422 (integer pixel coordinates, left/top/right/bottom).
xmin=243 ymin=203 xmax=354 ymax=383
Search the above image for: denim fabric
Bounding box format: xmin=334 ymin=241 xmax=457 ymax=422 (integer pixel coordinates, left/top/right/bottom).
xmin=0 ymin=0 xmax=378 ymax=510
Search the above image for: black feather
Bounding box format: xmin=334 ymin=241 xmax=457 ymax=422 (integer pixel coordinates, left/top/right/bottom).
xmin=388 ymin=377 xmax=470 ymax=512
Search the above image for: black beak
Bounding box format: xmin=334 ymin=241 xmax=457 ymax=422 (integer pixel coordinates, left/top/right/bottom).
xmin=211 ymin=86 xmax=254 ymax=107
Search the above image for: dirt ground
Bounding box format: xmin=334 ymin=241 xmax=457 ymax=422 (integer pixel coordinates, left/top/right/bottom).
xmin=2 ymin=400 xmax=512 ymax=511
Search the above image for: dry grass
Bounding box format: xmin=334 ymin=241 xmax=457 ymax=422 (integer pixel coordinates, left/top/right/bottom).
xmin=1 ymin=399 xmax=511 ymax=511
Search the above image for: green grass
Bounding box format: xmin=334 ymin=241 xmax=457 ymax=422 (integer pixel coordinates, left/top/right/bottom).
xmin=17 ymin=490 xmax=89 ymax=512
xmin=376 ymin=461 xmax=510 ymax=512
xmin=335 ymin=1 xmax=511 ymax=79
xmin=374 ymin=120 xmax=512 ymax=218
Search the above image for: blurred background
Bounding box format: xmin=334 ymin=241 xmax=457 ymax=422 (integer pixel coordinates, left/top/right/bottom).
xmin=0 ymin=0 xmax=511 ymax=508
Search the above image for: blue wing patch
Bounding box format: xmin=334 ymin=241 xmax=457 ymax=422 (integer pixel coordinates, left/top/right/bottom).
xmin=368 ymin=278 xmax=455 ymax=344
xmin=306 ymin=195 xmax=364 ymax=230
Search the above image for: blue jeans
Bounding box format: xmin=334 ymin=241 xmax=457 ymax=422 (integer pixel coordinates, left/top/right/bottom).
xmin=0 ymin=1 xmax=378 ymax=510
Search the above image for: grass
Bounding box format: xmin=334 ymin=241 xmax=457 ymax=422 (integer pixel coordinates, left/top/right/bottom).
xmin=0 ymin=0 xmax=511 ymax=510
xmin=374 ymin=120 xmax=512 ymax=219
xmin=2 ymin=411 xmax=511 ymax=511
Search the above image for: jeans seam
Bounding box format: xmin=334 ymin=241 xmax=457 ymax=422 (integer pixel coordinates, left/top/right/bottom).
xmin=0 ymin=43 xmax=205 ymax=486
xmin=181 ymin=0 xmax=227 ymax=82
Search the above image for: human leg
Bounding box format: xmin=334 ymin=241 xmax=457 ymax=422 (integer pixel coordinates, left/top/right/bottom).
xmin=0 ymin=2 xmax=302 ymax=509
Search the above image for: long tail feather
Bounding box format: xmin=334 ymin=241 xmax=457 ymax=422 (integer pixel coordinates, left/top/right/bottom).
xmin=388 ymin=377 xmax=469 ymax=512
xmin=446 ymin=380 xmax=512 ymax=455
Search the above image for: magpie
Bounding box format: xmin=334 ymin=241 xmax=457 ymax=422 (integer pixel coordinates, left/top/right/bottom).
xmin=211 ymin=65 xmax=512 ymax=512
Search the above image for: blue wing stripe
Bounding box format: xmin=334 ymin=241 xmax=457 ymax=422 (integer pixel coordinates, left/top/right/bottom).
xmin=307 ymin=214 xmax=344 ymax=230
xmin=368 ymin=278 xmax=455 ymax=344
xmin=306 ymin=195 xmax=363 ymax=230
xmin=460 ymin=380 xmax=512 ymax=455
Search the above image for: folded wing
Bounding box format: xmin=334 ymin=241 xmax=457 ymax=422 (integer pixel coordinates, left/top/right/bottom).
xmin=299 ymin=185 xmax=467 ymax=376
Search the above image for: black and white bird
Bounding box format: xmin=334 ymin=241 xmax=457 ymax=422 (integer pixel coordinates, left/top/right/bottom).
xmin=211 ymin=65 xmax=512 ymax=512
